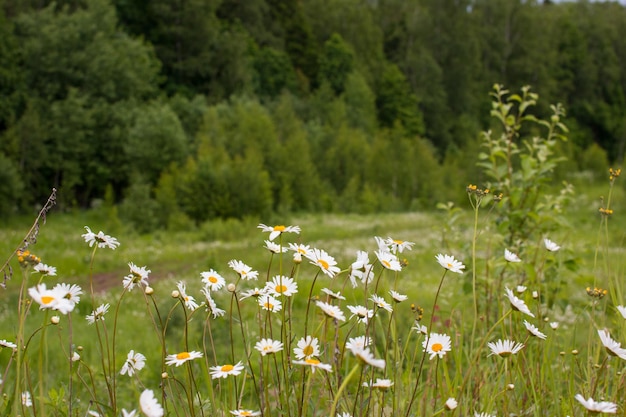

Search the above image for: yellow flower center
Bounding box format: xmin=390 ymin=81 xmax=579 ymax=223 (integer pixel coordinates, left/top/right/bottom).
xmin=221 ymin=364 xmax=234 ymax=372
xmin=275 ymin=285 xmax=288 ymax=293
xmin=305 ymin=359 xmax=320 ymax=365
xmin=447 ymin=263 xmax=453 ymax=269
xmin=176 ymin=352 xmax=191 ymax=360
xmin=41 ymin=296 xmax=55 ymax=305
xmin=264 ymin=303 xmax=274 ymax=310
xmin=302 ymin=345 xmax=314 ymax=356
xmin=273 ymin=225 xmax=286 ymax=232
xmin=393 ymin=240 xmax=403 ymax=245
xmin=432 ymin=343 xmax=443 ymax=352
xmin=317 ymin=259 xmax=329 ymax=270
xmin=240 ymin=412 xmax=252 ymax=416
xmin=209 ymin=276 xmax=218 ymax=283
xmin=382 ymin=260 xmax=391 ymax=268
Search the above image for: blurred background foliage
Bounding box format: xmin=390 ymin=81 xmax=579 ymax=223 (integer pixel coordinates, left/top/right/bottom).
xmin=0 ymin=0 xmax=623 ymax=231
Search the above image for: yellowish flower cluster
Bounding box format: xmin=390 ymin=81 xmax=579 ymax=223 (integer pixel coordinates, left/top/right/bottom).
xmin=586 ymin=287 xmax=608 ymax=299
xmin=16 ymin=249 xmax=40 ymax=268
xmin=609 ymin=167 xmax=621 ymax=181
xmin=599 ymin=207 xmax=614 ymax=216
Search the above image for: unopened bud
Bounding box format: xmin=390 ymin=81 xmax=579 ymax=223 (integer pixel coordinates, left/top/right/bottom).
xmin=161 ymin=372 xmax=168 ymax=379
xmin=50 ymin=316 xmax=60 ymax=325
xmin=171 ymin=290 xmax=180 ymax=298
xmin=145 ymin=286 xmax=154 ymax=295
xmin=227 ymin=283 xmax=236 ymax=293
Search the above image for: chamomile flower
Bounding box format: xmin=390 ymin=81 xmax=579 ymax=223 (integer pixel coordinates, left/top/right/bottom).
xmin=254 ymin=338 xmax=284 ymax=356
xmin=258 ymin=294 xmax=282 ymax=312
xmin=375 ymin=250 xmax=402 ymax=271
xmin=201 ymin=288 xmax=226 ymax=318
xmin=349 ymin=345 xmax=385 ymax=369
xmin=264 ymin=240 xmax=288 ymax=254
xmin=389 ymin=290 xmax=408 ymax=303
xmin=201 ymin=269 xmax=226 ymax=291
xmin=363 ymin=378 xmax=394 ymax=390
xmin=230 ymin=410 xmax=261 ymax=416
xmin=616 ymin=305 xmax=626 ymax=319
xmin=349 ymin=251 xmax=374 ymax=287
xmin=523 ymin=320 xmax=547 ymax=340
xmin=22 ymin=391 xmax=32 ymax=407
xmin=385 ymin=237 xmax=414 ymax=253
xmin=0 ymin=340 xmax=17 ymax=350
xmin=347 ymin=305 xmax=374 ymax=324
xmin=422 ymin=333 xmax=452 ymax=360
xmin=504 ymin=287 xmax=535 ymax=317
xmin=288 ymin=243 xmax=312 ymax=262
xmin=294 ymin=336 xmax=320 ymax=360
xmin=86 ymin=303 xmax=110 ymax=324
xmin=435 ymin=254 xmax=465 ymax=274
xmin=257 ymin=224 xmax=300 ymax=241
xmin=293 ymin=358 xmax=332 ymax=373
xmin=504 ymin=249 xmax=521 ymax=263
xmin=120 ymin=350 xmax=146 ymax=376
xmin=53 ymin=283 xmax=83 ymax=309
xmin=228 ymin=260 xmax=259 ymax=280
xmin=369 ymin=294 xmax=393 ymax=313
xmin=412 ymin=323 xmax=428 ymax=335
xmin=239 ymin=287 xmax=268 ymax=300
xmin=488 ymin=339 xmax=524 ymax=357
xmin=266 ymin=275 xmax=298 ymax=297
xmin=306 ymin=248 xmax=341 ymax=277
xmin=176 ymin=281 xmax=199 ymax=311
xmin=445 ymin=397 xmax=458 ymax=410
xmin=316 ymin=301 xmax=346 ymax=321
xmin=123 ymin=262 xmax=150 ymax=291
xmin=140 ymin=389 xmax=164 ymax=417
xmin=598 ymin=329 xmax=626 ymax=360
xmin=33 ymin=263 xmax=57 ymax=276
xmin=544 ymin=238 xmax=561 ymax=252
xmin=321 ymin=287 xmax=345 ymax=300
xmin=165 ymin=351 xmax=203 ymax=367
xmin=574 ymin=394 xmax=617 ymax=414
xmin=82 ymin=226 xmax=120 ymax=250
xmin=209 ymin=361 xmax=245 ymax=379
xmin=374 ymin=236 xmax=390 ymax=252
xmin=28 ymin=284 xmax=64 ymax=311
xmin=345 ymin=336 xmax=371 ymax=351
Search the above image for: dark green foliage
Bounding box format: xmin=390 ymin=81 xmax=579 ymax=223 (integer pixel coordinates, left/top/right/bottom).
xmin=253 ymin=47 xmax=298 ymax=98
xmin=318 ymin=33 xmax=354 ymax=95
xmin=376 ymin=63 xmax=425 ymax=136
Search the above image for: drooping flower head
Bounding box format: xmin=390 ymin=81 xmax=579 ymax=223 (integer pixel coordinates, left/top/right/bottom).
xmin=347 ymin=305 xmax=374 ymax=324
xmin=140 ymin=389 xmax=164 ymax=417
xmin=487 ymin=339 xmax=524 ymax=358
xmin=435 ymin=254 xmax=465 ymax=274
xmin=363 ymin=378 xmax=394 ymax=390
xmin=228 ymin=260 xmax=259 ymax=281
xmin=257 ymin=224 xmax=301 ymax=241
xmin=176 ymin=281 xmax=199 ymax=311
xmin=369 ymin=294 xmax=393 ymax=313
xmin=86 ymin=303 xmax=110 ymax=324
xmin=598 ymin=329 xmax=626 ymax=360
xmin=349 ymin=251 xmax=374 ymax=287
xmin=123 ymin=262 xmax=151 ymax=291
xmin=82 ymin=226 xmax=120 ymax=250
xmin=349 ymin=345 xmax=385 ymax=369
xmin=120 ymin=350 xmax=146 ymax=376
xmin=264 ymin=240 xmax=289 ymax=254
xmin=574 ymin=394 xmax=617 ymax=414
xmin=293 ymin=358 xmax=332 ymax=373
xmin=504 ymin=287 xmax=535 ymax=317
xmin=316 ymin=301 xmax=346 ymax=322
xmin=33 ymin=263 xmax=57 ymax=276
xmin=384 ymin=237 xmax=415 ymax=253
xmin=504 ymin=249 xmax=521 ymax=263
xmin=523 ymin=320 xmax=547 ymax=340
xmin=544 ymin=238 xmax=561 ymax=252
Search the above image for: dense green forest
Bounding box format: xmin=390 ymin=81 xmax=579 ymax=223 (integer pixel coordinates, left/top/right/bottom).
xmin=0 ymin=0 xmax=625 ymax=230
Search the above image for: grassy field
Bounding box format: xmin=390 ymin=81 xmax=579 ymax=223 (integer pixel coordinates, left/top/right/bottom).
xmin=0 ymin=178 xmax=625 ymax=416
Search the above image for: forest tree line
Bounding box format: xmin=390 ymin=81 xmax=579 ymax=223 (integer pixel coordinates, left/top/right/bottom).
xmin=0 ymin=0 xmax=624 ymax=230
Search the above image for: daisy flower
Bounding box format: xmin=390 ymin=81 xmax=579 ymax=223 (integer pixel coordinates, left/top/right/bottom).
xmin=598 ymin=329 xmax=626 ymax=360
xmin=293 ymin=336 xmax=320 ymax=360
xmin=445 ymin=397 xmax=458 ymax=410
xmin=523 ymin=320 xmax=547 ymax=340
xmin=347 ymin=305 xmax=374 ymax=324
xmin=230 ymin=410 xmax=261 ymax=417
xmin=374 ymin=236 xmax=390 ymax=252
xmin=239 ymin=287 xmax=268 ymax=300
xmin=321 ymin=287 xmax=345 ymax=300
xmin=293 ymin=358 xmax=332 ymax=373
xmin=257 ymin=224 xmax=300 ymax=241
xmin=53 ymin=283 xmax=83 ymax=310
xmin=33 ymin=263 xmax=57 ymax=276
xmin=209 ymin=361 xmax=245 ymax=379
xmin=375 ymin=250 xmax=402 ymax=271
xmin=369 ymin=294 xmax=393 ymax=313
xmin=389 ymin=290 xmax=408 ymax=303
xmin=22 ymin=391 xmax=32 ymax=407
xmin=315 ymin=301 xmax=346 ymax=321
xmin=120 ymin=350 xmax=146 ymax=376
xmin=176 ymin=281 xmax=199 ymax=310
xmin=140 ymin=389 xmax=164 ymax=417
xmin=412 ymin=323 xmax=428 ymax=335
xmin=487 ymin=339 xmax=524 ymax=357
xmin=254 ymin=339 xmax=283 ymax=356
xmin=0 ymin=340 xmax=17 ymax=350
xmin=306 ymin=248 xmax=341 ymax=278
xmin=616 ymin=305 xmax=626 ymax=319
xmin=201 ymin=288 xmax=226 ymax=318
xmin=266 ymin=275 xmax=298 ymax=297
xmin=349 ymin=345 xmax=385 ymax=369
xmin=201 ymin=269 xmax=225 ymax=291
xmin=544 ymin=238 xmax=561 ymax=252
xmin=349 ymin=251 xmax=374 ymax=287
xmin=385 ymin=237 xmax=414 ymax=253
xmin=288 ymin=243 xmax=312 ymax=262
xmin=82 ymin=226 xmax=120 ymax=250
xmin=435 ymin=254 xmax=465 ymax=274
xmin=346 ymin=336 xmax=371 ymax=351
xmin=574 ymin=394 xmax=617 ymax=414
xmin=422 ymin=333 xmax=452 ymax=360
xmin=123 ymin=262 xmax=150 ymax=291
xmin=504 ymin=249 xmax=521 ymax=263
xmin=264 ymin=240 xmax=288 ymax=254
xmin=28 ymin=284 xmax=64 ymax=311
xmin=228 ymin=260 xmax=259 ymax=281
xmin=86 ymin=303 xmax=110 ymax=324
xmin=258 ymin=294 xmax=282 ymax=312
xmin=165 ymin=351 xmax=203 ymax=367
xmin=504 ymin=287 xmax=535 ymax=317
xmin=363 ymin=378 xmax=394 ymax=390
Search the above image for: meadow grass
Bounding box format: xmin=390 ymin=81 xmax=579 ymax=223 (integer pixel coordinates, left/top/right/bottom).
xmin=0 ymin=178 xmax=625 ymax=416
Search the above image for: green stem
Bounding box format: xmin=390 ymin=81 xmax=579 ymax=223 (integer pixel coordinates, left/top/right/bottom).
xmin=329 ymin=363 xmax=361 ymax=417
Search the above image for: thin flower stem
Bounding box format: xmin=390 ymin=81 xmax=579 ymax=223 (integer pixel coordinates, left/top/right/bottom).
xmin=329 ymin=363 xmax=361 ymax=417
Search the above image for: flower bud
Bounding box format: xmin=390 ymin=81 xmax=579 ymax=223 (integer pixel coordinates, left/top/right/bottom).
xmin=171 ymin=290 xmax=180 ymax=298
xmin=227 ymin=283 xmax=236 ymax=293
xmin=161 ymin=372 xmax=168 ymax=379
xmin=145 ymin=286 xmax=154 ymax=295
xmin=50 ymin=316 xmax=60 ymax=325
